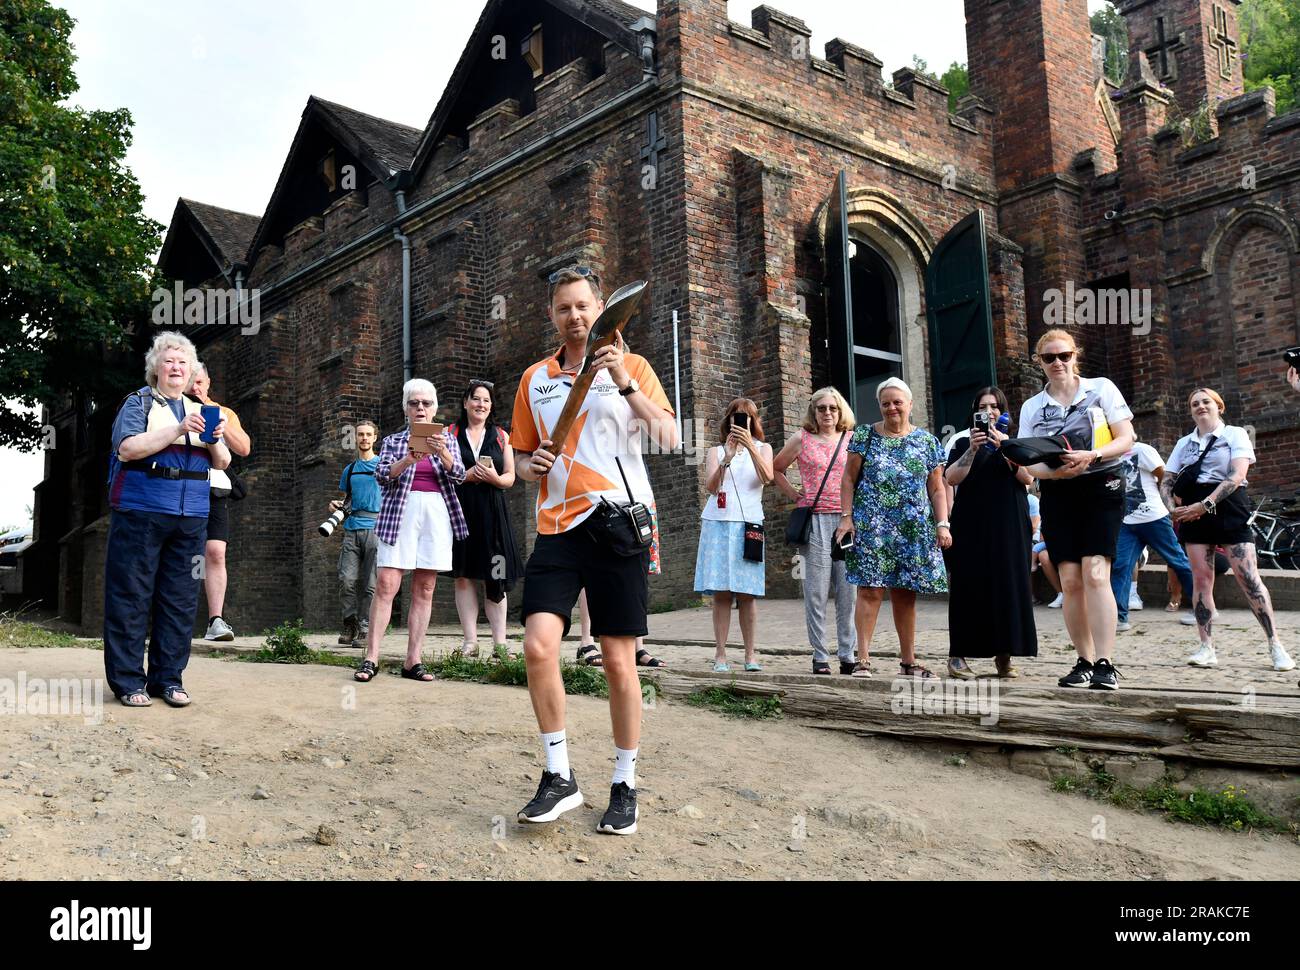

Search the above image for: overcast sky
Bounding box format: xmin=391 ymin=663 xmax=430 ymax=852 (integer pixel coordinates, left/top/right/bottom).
xmin=0 ymin=0 xmax=1112 ymax=528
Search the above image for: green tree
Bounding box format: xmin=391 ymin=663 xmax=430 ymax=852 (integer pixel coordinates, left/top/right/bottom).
xmin=908 ymin=55 xmax=970 ymax=112
xmin=1090 ymin=4 xmax=1129 ymax=87
xmin=0 ymin=0 xmax=162 ymax=449
xmin=1240 ymin=0 xmax=1298 ymax=115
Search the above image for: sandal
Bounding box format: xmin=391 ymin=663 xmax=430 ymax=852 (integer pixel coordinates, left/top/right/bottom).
xmin=459 ymin=643 xmax=480 ymax=658
xmin=812 ymin=661 xmax=832 ymax=675
xmin=744 ymin=662 xmax=763 ymax=672
xmin=713 ymin=660 xmax=730 ymax=673
xmin=850 ymin=661 xmax=873 ymax=679
xmin=119 ymin=692 xmax=152 ymax=708
xmin=401 ymin=663 xmax=434 ymax=682
xmin=899 ymin=662 xmax=936 ymax=679
xmin=576 ymin=644 xmax=603 ymax=667
xmin=161 ymin=687 xmax=192 ymax=708
xmin=354 ymin=659 xmax=379 ymax=683
xmin=635 ymin=648 xmax=667 ymax=668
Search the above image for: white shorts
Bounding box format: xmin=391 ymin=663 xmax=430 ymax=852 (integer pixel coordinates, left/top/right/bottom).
xmin=376 ymin=490 xmax=453 ymax=572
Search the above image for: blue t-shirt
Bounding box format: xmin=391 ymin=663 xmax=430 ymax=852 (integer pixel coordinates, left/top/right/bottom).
xmin=1026 ymin=492 xmax=1040 ymax=523
xmin=340 ymin=458 xmax=381 ymax=530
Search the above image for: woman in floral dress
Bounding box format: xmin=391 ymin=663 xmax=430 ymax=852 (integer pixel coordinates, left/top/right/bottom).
xmin=834 ymin=378 xmax=950 ymax=678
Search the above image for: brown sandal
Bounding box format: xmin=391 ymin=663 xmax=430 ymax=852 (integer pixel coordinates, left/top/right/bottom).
xmin=899 ymin=662 xmax=936 ymax=679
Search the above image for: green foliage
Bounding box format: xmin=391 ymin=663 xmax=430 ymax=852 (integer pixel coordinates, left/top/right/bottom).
xmin=1090 ymin=4 xmax=1129 ymax=87
xmin=434 ymin=650 xmax=609 ymax=698
xmin=940 ymin=62 xmax=969 ymax=111
xmin=0 ymin=610 xmax=78 ymax=648
xmin=1240 ymin=0 xmax=1299 ymax=115
xmin=250 ymin=620 xmax=313 ymax=664
xmin=1162 ymin=96 xmax=1216 ymax=147
xmin=685 ymin=686 xmax=782 ymax=720
xmin=0 ymin=0 xmax=163 ymax=448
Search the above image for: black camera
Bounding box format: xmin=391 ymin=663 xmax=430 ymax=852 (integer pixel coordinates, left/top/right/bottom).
xmin=1284 ymin=347 xmax=1300 ymax=368
xmin=319 ymin=501 xmax=351 ymax=537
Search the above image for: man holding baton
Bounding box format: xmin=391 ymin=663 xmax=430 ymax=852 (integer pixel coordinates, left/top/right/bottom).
xmin=510 ymin=266 xmax=678 ymax=835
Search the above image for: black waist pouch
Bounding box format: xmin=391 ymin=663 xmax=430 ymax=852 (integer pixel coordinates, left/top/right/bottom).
xmin=587 ymin=498 xmax=653 ymax=557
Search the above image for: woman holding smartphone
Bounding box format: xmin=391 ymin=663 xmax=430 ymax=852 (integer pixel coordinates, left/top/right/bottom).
xmin=355 ymin=379 xmax=468 ymax=684
xmin=694 ymin=398 xmax=774 ymax=672
xmin=943 ymin=387 xmax=1036 ymax=678
xmin=1017 ymin=330 xmax=1134 ymax=691
xmin=449 ymin=379 xmax=524 ymax=658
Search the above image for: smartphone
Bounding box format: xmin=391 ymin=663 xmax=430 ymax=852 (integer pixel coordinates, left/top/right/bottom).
xmin=1284 ymin=347 xmax=1300 ymax=368
xmin=199 ymin=405 xmax=221 ymax=443
xmin=732 ymin=413 xmax=750 ymax=432
xmin=831 ymin=531 xmax=853 ymax=562
xmin=477 ymin=456 xmax=494 ymax=469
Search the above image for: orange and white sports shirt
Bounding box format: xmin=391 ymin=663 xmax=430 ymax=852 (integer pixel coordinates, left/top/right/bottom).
xmin=510 ymin=347 xmax=673 ymax=535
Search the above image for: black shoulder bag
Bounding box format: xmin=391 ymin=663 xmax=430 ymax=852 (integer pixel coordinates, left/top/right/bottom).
xmin=586 ymin=457 xmax=654 ymax=557
xmin=785 ymin=431 xmax=846 ymax=546
xmin=1171 ymin=435 xmax=1217 ymax=501
xmin=728 ymin=456 xmax=766 ymax=564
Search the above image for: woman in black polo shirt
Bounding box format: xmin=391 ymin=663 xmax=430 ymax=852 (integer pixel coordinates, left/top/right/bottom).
xmin=1163 ymin=387 xmax=1294 ymax=672
xmin=1017 ymin=330 xmax=1134 ymax=690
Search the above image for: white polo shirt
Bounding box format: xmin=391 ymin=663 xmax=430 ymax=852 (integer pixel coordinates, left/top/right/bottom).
xmin=1018 ymin=376 xmax=1132 ymax=475
xmin=1165 ymin=423 xmax=1254 ymax=486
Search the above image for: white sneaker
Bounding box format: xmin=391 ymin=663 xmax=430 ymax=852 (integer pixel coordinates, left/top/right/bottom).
xmin=1270 ymin=644 xmax=1296 ymax=672
xmin=1187 ymin=644 xmax=1218 ymax=667
xmin=204 ymin=617 xmax=235 ymax=641
xmin=1129 ymin=583 xmax=1144 ymax=610
xmin=1180 ymin=609 xmax=1219 ymax=626
xmin=1116 ymin=620 xmax=1132 ymax=633
xmin=1048 ymin=593 xmax=1065 ymax=609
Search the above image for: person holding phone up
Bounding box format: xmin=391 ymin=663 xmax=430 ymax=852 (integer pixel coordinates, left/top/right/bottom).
xmin=103 ymin=332 xmax=231 ymax=708
xmin=354 ymin=379 xmax=467 ymax=684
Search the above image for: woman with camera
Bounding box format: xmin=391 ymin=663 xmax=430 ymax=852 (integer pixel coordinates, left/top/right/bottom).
xmin=943 ymin=387 xmax=1037 ymax=678
xmin=694 ymin=398 xmax=774 ymax=672
xmin=448 ymin=379 xmax=524 ymax=658
xmin=833 ymin=378 xmax=950 ymax=679
xmin=773 ymin=387 xmax=857 ymax=675
xmin=1163 ymin=388 xmax=1293 ymax=671
xmin=1016 ymin=330 xmax=1134 ymax=690
xmin=354 ymin=379 xmax=468 ymax=684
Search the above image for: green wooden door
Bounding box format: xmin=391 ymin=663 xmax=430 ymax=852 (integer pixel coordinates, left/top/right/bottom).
xmin=925 ymin=210 xmax=996 ymax=434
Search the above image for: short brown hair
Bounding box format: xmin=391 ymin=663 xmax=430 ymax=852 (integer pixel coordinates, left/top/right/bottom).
xmin=355 ymin=419 xmax=378 ymax=434
xmin=548 ymin=267 xmax=603 ymax=304
xmin=719 ymin=397 xmax=765 ymax=443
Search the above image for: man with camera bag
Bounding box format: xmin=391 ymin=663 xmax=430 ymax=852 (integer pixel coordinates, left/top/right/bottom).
xmin=327 ymin=420 xmax=382 ymax=648
xmin=510 ymin=266 xmax=678 ymax=835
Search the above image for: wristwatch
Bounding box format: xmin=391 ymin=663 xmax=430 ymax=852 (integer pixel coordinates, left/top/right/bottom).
xmin=936 ymin=520 xmax=951 ymax=529
xmin=618 ymin=378 xmax=640 ymax=397
xmin=1202 ymin=498 xmax=1217 ymax=514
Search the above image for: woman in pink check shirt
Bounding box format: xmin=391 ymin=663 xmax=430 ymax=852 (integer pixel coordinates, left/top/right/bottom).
xmin=355 ymin=379 xmax=468 ymax=684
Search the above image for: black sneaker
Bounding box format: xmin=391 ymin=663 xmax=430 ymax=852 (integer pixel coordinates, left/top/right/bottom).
xmin=1058 ymin=657 xmax=1094 ymax=688
xmin=517 ymin=770 xmax=583 ymax=824
xmin=1089 ymin=658 xmax=1121 ymax=690
xmin=597 ymin=782 xmax=638 ymax=836
xmin=839 ymin=661 xmax=857 ymax=675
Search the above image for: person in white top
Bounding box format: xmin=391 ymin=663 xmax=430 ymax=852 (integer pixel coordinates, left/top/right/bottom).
xmin=1017 ymin=329 xmax=1134 ymax=691
xmin=694 ymin=398 xmax=775 ymax=673
xmin=1110 ymin=433 xmax=1194 ymax=632
xmin=1161 ymin=387 xmax=1293 ymax=672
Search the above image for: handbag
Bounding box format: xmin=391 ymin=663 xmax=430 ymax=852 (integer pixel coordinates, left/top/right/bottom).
xmin=585 ymin=457 xmax=653 ymax=557
xmin=727 ymin=459 xmax=765 ymax=564
xmin=785 ymin=431 xmax=847 ymax=546
xmin=1171 ymin=435 xmax=1217 ymax=501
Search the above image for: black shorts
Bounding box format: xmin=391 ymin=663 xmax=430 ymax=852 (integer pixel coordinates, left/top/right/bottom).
xmin=206 ymin=494 xmax=230 ymax=543
xmin=1040 ymin=472 xmax=1124 ymax=564
xmin=521 ymin=518 xmax=649 ymax=638
xmin=1177 ymin=487 xmax=1252 ymax=546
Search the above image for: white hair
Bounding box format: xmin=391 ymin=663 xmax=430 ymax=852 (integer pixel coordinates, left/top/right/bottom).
xmin=403 ymin=378 xmax=437 ymax=410
xmin=145 ymin=331 xmax=198 ymax=390
xmin=876 ymin=377 xmax=913 ymax=402
xmin=193 ymin=361 xmax=209 ymax=380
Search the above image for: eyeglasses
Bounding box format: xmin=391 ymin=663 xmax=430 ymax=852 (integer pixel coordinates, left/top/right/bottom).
xmin=406 ymin=399 xmax=435 ymax=408
xmin=1039 ymin=351 xmax=1075 ymax=364
xmin=815 ymin=405 xmax=839 ymax=413
xmin=548 ymin=265 xmax=599 ymax=286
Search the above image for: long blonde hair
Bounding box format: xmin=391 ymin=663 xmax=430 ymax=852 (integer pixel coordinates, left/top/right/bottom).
xmin=803 ymin=387 xmax=855 ymax=434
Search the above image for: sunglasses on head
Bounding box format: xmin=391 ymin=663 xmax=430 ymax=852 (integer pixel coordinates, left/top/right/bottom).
xmin=548 ymin=266 xmax=600 ymax=287
xmin=468 ymin=380 xmax=494 ymax=392
xmin=1039 ymin=351 xmax=1075 ymax=364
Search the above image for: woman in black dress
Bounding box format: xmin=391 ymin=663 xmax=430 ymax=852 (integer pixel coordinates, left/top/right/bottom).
xmin=943 ymin=387 xmax=1037 ymax=678
xmin=450 ymin=380 xmax=524 ymax=656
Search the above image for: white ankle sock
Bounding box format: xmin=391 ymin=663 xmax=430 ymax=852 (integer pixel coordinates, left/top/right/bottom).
xmin=541 ymin=730 xmax=570 ymax=779
xmin=612 ymin=747 xmax=638 ymax=789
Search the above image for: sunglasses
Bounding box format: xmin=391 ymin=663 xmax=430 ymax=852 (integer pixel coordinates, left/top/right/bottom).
xmin=1039 ymin=351 xmax=1075 ymax=364
xmin=815 ymin=405 xmax=839 ymax=412
xmin=548 ymin=265 xmax=600 ymax=287
xmin=406 ymin=399 xmax=436 ymax=408
xmin=468 ymin=380 xmax=495 ymax=392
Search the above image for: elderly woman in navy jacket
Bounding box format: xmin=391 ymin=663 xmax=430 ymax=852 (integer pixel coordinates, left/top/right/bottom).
xmin=104 ymin=332 xmax=231 ymax=708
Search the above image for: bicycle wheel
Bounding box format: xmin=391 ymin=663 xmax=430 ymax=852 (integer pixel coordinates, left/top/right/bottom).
xmin=1273 ymin=524 xmax=1300 ymax=570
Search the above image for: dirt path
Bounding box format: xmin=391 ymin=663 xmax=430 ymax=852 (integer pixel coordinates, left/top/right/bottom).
xmin=2 ymin=648 xmax=1296 ymax=881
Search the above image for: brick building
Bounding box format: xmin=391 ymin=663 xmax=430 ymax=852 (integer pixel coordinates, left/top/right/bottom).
xmin=34 ymin=0 xmax=1300 ymax=635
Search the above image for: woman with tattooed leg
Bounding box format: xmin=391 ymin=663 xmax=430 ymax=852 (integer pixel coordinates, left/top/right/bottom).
xmin=1163 ymin=388 xmax=1294 ymax=671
